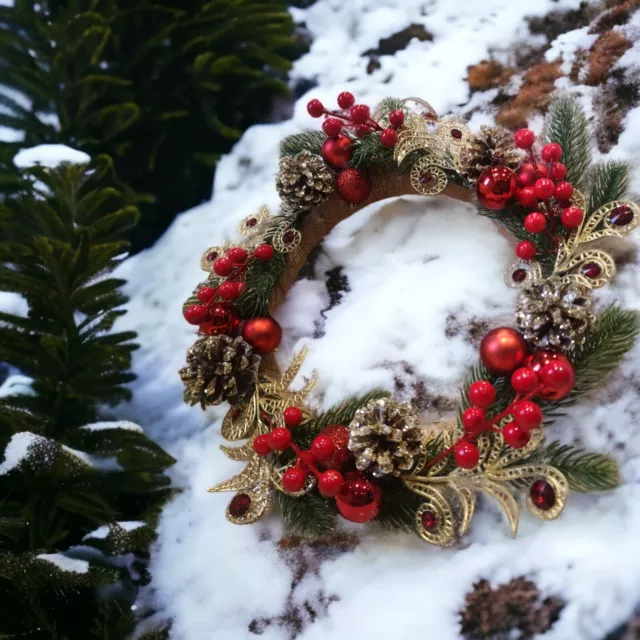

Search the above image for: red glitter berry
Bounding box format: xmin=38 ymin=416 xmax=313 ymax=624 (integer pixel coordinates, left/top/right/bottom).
xmin=514 ymin=128 xmax=535 ymax=149
xmin=322 ymin=117 xmax=343 ymax=138
xmin=542 ymin=142 xmax=563 ymax=162
xmin=516 ymin=241 xmax=536 ymax=261
xmin=380 ymin=127 xmax=398 ymax=148
xmin=524 ymin=212 xmax=547 ymax=234
xmin=337 ymin=91 xmax=355 ymax=109
xmin=350 ymin=104 xmax=370 ymax=124
xmin=307 ymin=99 xmax=324 ymax=118
xmin=389 ymin=109 xmax=405 ymax=128
xmin=561 ymin=206 xmax=583 ymax=229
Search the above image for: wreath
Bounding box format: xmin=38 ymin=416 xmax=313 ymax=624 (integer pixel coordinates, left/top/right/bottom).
xmin=179 ymin=92 xmax=639 ymax=546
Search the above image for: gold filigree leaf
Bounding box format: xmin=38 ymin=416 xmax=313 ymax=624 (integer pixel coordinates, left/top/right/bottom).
xmin=412 ymin=486 xmax=457 ymax=547
xmin=401 ymin=97 xmax=438 ymax=121
xmin=487 ymin=428 xmax=544 ymax=473
xmin=394 ymin=132 xmax=436 ymax=165
xmin=504 ymin=259 xmax=542 ymax=288
xmin=578 ymin=200 xmax=639 ymax=243
xmin=207 ymin=454 xmax=261 ymax=493
xmin=225 ymin=486 xmax=273 ymax=525
xmin=200 ymin=246 xmax=225 ymax=272
xmin=556 ymin=249 xmax=616 ymax=289
xmin=435 ymin=120 xmax=472 ymax=151
xmin=273 ymin=226 xmax=302 ymax=253
xmin=277 ymin=348 xmax=308 ymax=390
xmin=221 ymin=401 xmax=258 ymax=441
xmin=220 ymin=440 xmax=254 ymax=462
xmin=570 ymin=189 xmax=586 ymax=211
xmin=239 ymin=206 xmax=269 ymax=236
xmin=450 ymin=481 xmax=476 ymax=536
xmin=475 ymin=477 xmax=519 ymax=536
xmin=410 ymin=160 xmax=447 ymax=196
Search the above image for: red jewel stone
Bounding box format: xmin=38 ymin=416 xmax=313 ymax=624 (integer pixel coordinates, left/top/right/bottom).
xmin=582 ymin=262 xmax=602 ymax=279
xmin=512 ymin=268 xmax=527 ymax=283
xmin=529 ymin=480 xmax=556 ymax=511
xmin=246 ymin=217 xmax=258 ymax=228
xmin=228 ymin=493 xmax=252 ymax=518
xmin=421 ymin=510 xmax=438 ymax=531
xmin=283 ymin=229 xmax=295 ymax=244
xmin=451 ymin=128 xmax=463 ymax=140
xmin=608 ymin=205 xmax=634 ymax=226
xmin=420 ymin=171 xmax=433 ymax=185
xmin=207 ymin=251 xmax=218 ymax=262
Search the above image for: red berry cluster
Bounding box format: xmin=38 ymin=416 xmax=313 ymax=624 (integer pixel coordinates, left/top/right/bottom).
xmin=512 ymin=129 xmax=583 ymax=262
xmin=253 ymin=407 xmax=346 ymax=498
xmin=307 ymin=92 xmax=404 ymax=148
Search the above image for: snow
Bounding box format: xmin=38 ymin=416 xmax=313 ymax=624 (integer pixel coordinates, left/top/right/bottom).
xmin=104 ymin=0 xmax=640 ymax=637
xmin=13 ymin=144 xmax=90 ymax=169
xmin=0 ymin=432 xmax=43 ymax=475
xmin=36 ymin=553 xmax=90 ymax=574
xmin=82 ymin=420 xmax=144 ymax=433
xmin=0 ymin=291 xmax=28 ymax=317
xmin=84 ymin=522 xmax=146 ymax=541
xmin=0 ymin=374 xmax=34 ymax=399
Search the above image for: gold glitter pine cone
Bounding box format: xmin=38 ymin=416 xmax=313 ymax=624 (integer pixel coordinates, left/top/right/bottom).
xmin=515 ymin=276 xmax=594 ymax=352
xmin=180 ymin=335 xmax=260 ymax=408
xmin=348 ymin=398 xmax=425 ymax=477
xmin=275 ymin=150 xmax=335 ymax=211
xmin=458 ymin=125 xmax=522 ymax=181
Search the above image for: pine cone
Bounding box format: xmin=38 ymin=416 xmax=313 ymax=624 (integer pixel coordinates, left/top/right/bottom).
xmin=275 ymin=151 xmax=335 ymax=211
xmin=348 ymin=398 xmax=425 ymax=477
xmin=459 ymin=125 xmax=522 ymax=181
xmin=179 ymin=335 xmax=260 ymax=408
xmin=516 ymin=276 xmax=594 ymax=352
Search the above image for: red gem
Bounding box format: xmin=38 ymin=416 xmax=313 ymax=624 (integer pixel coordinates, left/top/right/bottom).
xmin=207 ymin=251 xmax=218 ymax=262
xmin=451 ymin=128 xmax=463 ymax=140
xmin=420 ymin=171 xmax=433 ymax=185
xmin=283 ymin=230 xmax=295 ymax=244
xmin=421 ymin=510 xmax=438 ymax=531
xmin=582 ymin=262 xmax=601 ymax=279
xmin=609 ymin=205 xmax=634 ymax=226
xmin=228 ymin=493 xmax=252 ymax=518
xmin=512 ymin=268 xmax=527 ymax=283
xmin=246 ymin=217 xmax=258 ymax=228
xmin=529 ymin=480 xmax=556 ymax=511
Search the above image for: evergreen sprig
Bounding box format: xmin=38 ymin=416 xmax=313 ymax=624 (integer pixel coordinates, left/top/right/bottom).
xmin=280 ymin=131 xmax=326 ymax=157
xmin=275 ymin=490 xmax=335 ymax=538
xmin=350 ymin=132 xmax=395 ymax=168
xmin=587 ymin=161 xmax=629 ymax=214
xmin=236 ymin=249 xmax=286 ymax=318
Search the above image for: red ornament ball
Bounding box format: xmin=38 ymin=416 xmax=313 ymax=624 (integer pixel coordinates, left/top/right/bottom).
xmin=254 ymin=244 xmax=274 ymax=262
xmin=282 ymin=467 xmax=307 ymax=493
xmin=217 ymin=281 xmax=239 ymax=301
xmin=550 ymin=162 xmax=567 ymax=180
xmin=524 ymin=351 xmax=574 ymax=400
xmin=350 ymin=104 xmax=370 ymax=124
xmin=321 ymin=134 xmax=353 ymax=169
xmin=514 ymin=128 xmax=535 ymax=149
xmin=307 ymin=99 xmax=324 ymax=118
xmin=253 ymin=434 xmax=272 ymax=456
xmin=337 ymin=168 xmax=372 ymax=204
xmin=480 ymin=327 xmax=528 ymax=375
xmin=184 ymin=304 xmax=207 ymax=325
xmin=554 ymin=182 xmax=574 ymax=201
xmin=542 ymin=142 xmax=563 ymax=162
xmin=561 ymin=206 xmax=583 ymax=229
xmin=213 ymin=256 xmax=234 ymax=277
xmin=524 ymin=212 xmax=547 ymax=234
xmin=242 ymin=316 xmax=282 ymax=354
xmin=454 ymin=442 xmax=480 ymax=470
xmin=540 ymin=359 xmax=575 ymax=396
xmin=311 ymin=435 xmax=335 ymax=462
xmin=317 ymin=425 xmax=351 ymax=469
xmin=335 ymin=471 xmax=381 ymax=523
xmin=322 ymin=117 xmax=343 ymax=138
xmin=200 ymin=302 xmax=240 ymax=336
xmin=534 ymin=178 xmax=555 ymax=200
xmin=503 ymin=422 xmax=530 ymax=449
xmin=337 ymin=91 xmax=355 ymax=109
xmin=477 ymin=166 xmax=517 ymax=210
xmin=518 ymin=186 xmax=539 ymax=208
xmin=511 ymin=367 xmax=540 ymax=394
xmin=227 ymin=247 xmax=247 ymax=265
xmin=468 ymin=380 xmax=496 ymax=408
xmin=318 ymin=470 xmax=344 ymax=497
xmin=462 ymin=407 xmax=486 ymax=432
xmin=380 ymin=127 xmax=398 ymax=148
xmin=512 ymin=400 xmax=543 ymax=431
xmin=268 ymin=427 xmax=292 ymax=451
xmin=197 ymin=286 xmax=216 ymax=303
xmin=283 ymin=406 xmax=303 ymax=429
xmin=516 ymin=240 xmax=536 ymax=261
xmin=389 ymin=109 xmax=405 ymax=127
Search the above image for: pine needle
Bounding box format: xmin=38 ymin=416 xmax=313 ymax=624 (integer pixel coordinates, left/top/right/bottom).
xmin=375 ymin=477 xmax=423 ymax=534
xmin=275 ymin=491 xmax=335 ymax=538
xmin=350 ymin=133 xmax=395 ymax=168
xmin=587 ymin=161 xmax=629 ymax=214
xmin=280 ymin=131 xmax=326 ymax=157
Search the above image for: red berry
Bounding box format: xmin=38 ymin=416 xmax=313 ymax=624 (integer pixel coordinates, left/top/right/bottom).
xmin=518 ymin=187 xmax=538 ymax=208
xmin=516 ymin=241 xmax=536 ymax=261
xmin=254 ymin=244 xmax=274 ymax=262
xmin=389 ymin=109 xmax=405 ymax=127
xmin=184 ymin=304 xmax=207 ymax=325
xmin=511 ymin=368 xmax=540 ymax=394
xmin=355 ymin=124 xmax=370 ymax=137
xmin=197 ymin=286 xmax=216 ymax=303
xmin=540 ymin=359 xmax=575 ymax=393
xmin=454 ymin=442 xmax=480 ymax=469
xmin=217 ymin=281 xmax=239 ymax=301
xmin=253 ymin=434 xmax=272 ymax=456
xmin=554 ymin=182 xmax=574 ymax=201
xmin=322 ymin=117 xmax=343 ymax=138
xmin=282 ymin=467 xmax=307 ymax=493
xmin=267 ymin=427 xmax=292 ymax=451
xmin=561 ymin=206 xmax=583 ymax=229
xmin=227 ymin=247 xmax=248 ymax=265
xmin=298 ymin=450 xmax=316 ymax=469
xmin=380 ymin=127 xmax=398 ymax=148
xmin=213 ymin=256 xmax=234 ymax=277
xmin=512 ymin=400 xmax=543 ymax=431
xmin=550 ymin=162 xmax=567 ymax=180
xmin=350 ymin=104 xmax=370 ymax=124
xmin=318 ymin=470 xmax=344 ymax=497
xmin=311 ymin=435 xmax=335 ymax=461
xmin=283 ymin=406 xmax=303 ymax=429
xmin=524 ymin=212 xmax=547 ymax=234
xmin=307 ymin=99 xmax=324 ymax=118
xmin=534 ymin=178 xmax=555 ymax=200
xmin=503 ymin=422 xmax=531 ymax=449
xmin=514 ymin=128 xmax=535 ymax=149
xmin=337 ymin=91 xmax=355 ymax=109
xmin=236 ymin=282 xmax=247 ymax=297
xmin=516 ymin=168 xmax=536 ymax=188
xmin=462 ymin=407 xmax=486 ymax=432
xmin=468 ymin=381 xmax=496 ymax=408
xmin=542 ymin=142 xmax=563 ymax=162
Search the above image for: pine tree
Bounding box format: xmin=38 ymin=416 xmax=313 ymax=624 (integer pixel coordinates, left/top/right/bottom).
xmin=0 ymin=156 xmax=174 ymax=638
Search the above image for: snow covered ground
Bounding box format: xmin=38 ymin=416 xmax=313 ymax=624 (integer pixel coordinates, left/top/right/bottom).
xmin=111 ymin=1 xmax=640 ymax=638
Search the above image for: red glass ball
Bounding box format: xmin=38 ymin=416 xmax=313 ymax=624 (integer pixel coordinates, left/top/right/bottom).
xmin=307 ymin=99 xmax=324 ymax=118
xmin=283 ymin=406 xmax=303 ymax=429
xmin=454 ymin=442 xmax=480 ymax=469
xmin=184 ymin=304 xmax=207 ymax=325
xmin=503 ymin=422 xmax=530 ymax=449
xmin=480 ymin=327 xmax=528 ymax=375
xmin=462 ymin=407 xmax=486 ymax=432
xmin=534 ymin=178 xmax=555 ymax=200
xmin=550 ymin=162 xmax=567 ymax=180
xmin=518 ymin=186 xmax=538 ymax=208
xmin=335 ymin=471 xmax=381 ymax=523
xmin=468 ymin=380 xmax=496 ymax=408
xmin=322 ymin=117 xmax=343 ymax=138
xmin=197 ymin=286 xmax=216 ymax=303
xmin=542 ymin=142 xmax=563 ymax=162
xmin=554 ymin=182 xmax=574 ymax=200
xmin=200 ymin=302 xmax=240 ymax=336
xmin=282 ymin=467 xmax=307 ymax=493
xmin=350 ymin=104 xmax=370 ymax=124
xmin=561 ymin=206 xmax=584 ymax=229
xmin=514 ymin=128 xmax=535 ymax=149
xmin=241 ymin=316 xmax=282 ymax=354
xmin=337 ymin=168 xmax=371 ymax=204
xmin=318 ymin=425 xmax=351 ymax=469
xmin=321 ymin=134 xmax=353 ymax=169
xmin=512 ymin=400 xmax=543 ymax=431
xmin=253 ymin=434 xmax=272 ymax=456
xmin=311 ymin=435 xmax=335 ymax=462
xmin=389 ymin=109 xmax=405 ymax=127
xmin=380 ymin=127 xmax=398 ymax=148
xmin=227 ymin=247 xmax=247 ymax=265
xmin=516 ymin=240 xmax=536 ymax=261
xmin=217 ymin=281 xmax=239 ymax=301
xmin=511 ymin=367 xmax=540 ymax=394
xmin=318 ymin=469 xmax=344 ymax=497
xmin=530 ymin=479 xmax=556 ymax=510
xmin=337 ymin=91 xmax=355 ymax=109
xmin=540 ymin=359 xmax=575 ymax=396
xmin=476 ymin=166 xmax=517 ymax=210
xmin=524 ymin=212 xmax=547 ymax=233
xmin=254 ymin=244 xmax=274 ymax=262
xmin=213 ymin=256 xmax=234 ymax=277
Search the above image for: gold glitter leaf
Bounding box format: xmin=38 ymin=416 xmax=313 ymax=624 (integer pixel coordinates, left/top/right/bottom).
xmin=208 ymin=454 xmax=261 ymax=493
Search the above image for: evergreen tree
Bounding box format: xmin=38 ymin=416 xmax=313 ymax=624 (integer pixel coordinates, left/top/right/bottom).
xmin=0 ymin=156 xmax=174 ymax=638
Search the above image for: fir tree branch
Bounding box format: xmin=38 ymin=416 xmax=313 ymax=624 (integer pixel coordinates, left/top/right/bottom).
xmin=235 ymin=249 xmax=286 ymax=318
xmin=587 ymin=161 xmax=629 ymax=214
xmin=275 ymin=490 xmax=335 ymax=538
xmin=351 ymin=133 xmax=395 ymax=168
xmin=280 ymin=131 xmax=326 ymax=157
xmin=376 ymin=477 xmax=423 ymax=533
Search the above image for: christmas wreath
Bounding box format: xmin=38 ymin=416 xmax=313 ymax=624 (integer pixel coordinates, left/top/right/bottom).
xmin=179 ymin=93 xmax=639 ymax=546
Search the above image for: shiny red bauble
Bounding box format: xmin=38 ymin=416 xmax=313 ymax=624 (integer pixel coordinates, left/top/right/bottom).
xmin=462 ymin=407 xmax=486 ymax=432
xmin=561 ymin=206 xmax=584 ymax=229
xmin=524 ymin=351 xmax=574 ymax=400
xmin=468 ymin=380 xmax=496 ymax=408
xmin=213 ymin=256 xmax=234 ymax=277
xmin=380 ymin=127 xmax=398 ymax=148
xmin=318 ymin=469 xmax=344 ymax=497
xmin=476 ymin=166 xmax=517 ymax=210
xmin=282 ymin=467 xmax=307 ymax=493
xmin=454 ymin=442 xmax=480 ymax=469
xmin=200 ymin=302 xmax=240 ymax=336
xmin=518 ymin=186 xmax=538 ymax=208
xmin=311 ymin=434 xmax=335 ymax=462
xmin=534 ymin=178 xmax=555 ymax=200
xmin=321 ymin=134 xmax=353 ymax=169
xmin=542 ymin=142 xmax=563 ymax=162
xmin=267 ymin=427 xmax=292 ymax=451
xmin=524 ymin=212 xmax=547 ymax=234
xmin=307 ymin=99 xmax=324 ymax=118
xmin=554 ymin=182 xmax=574 ymax=201
xmin=335 ymin=471 xmax=381 ymax=523
xmin=241 ymin=316 xmax=282 ymax=353
xmin=253 ymin=434 xmax=272 ymax=456
xmin=322 ymin=117 xmax=343 ymax=138
xmin=283 ymin=406 xmax=303 ymax=429
xmin=540 ymin=358 xmax=575 ymax=396
xmin=503 ymin=422 xmax=530 ymax=449
xmin=512 ymin=400 xmax=543 ymax=431
xmin=184 ymin=303 xmax=207 ymax=325
xmin=317 ymin=425 xmax=351 ymax=469
xmin=511 ymin=367 xmax=540 ymax=394
xmin=254 ymin=244 xmax=274 ymax=262
xmin=480 ymin=327 xmax=528 ymax=375
xmin=337 ymin=168 xmax=372 ymax=204
xmin=516 ymin=240 xmax=536 ymax=261
xmin=337 ymin=91 xmax=355 ymax=109
xmin=514 ymin=128 xmax=535 ymax=149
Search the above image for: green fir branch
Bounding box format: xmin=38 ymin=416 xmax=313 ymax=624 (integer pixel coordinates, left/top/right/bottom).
xmin=375 ymin=477 xmax=423 ymax=534
xmin=280 ymin=131 xmax=326 ymax=157
xmin=458 ymin=361 xmax=514 ymax=419
xmin=235 ymin=249 xmax=286 ymax=318
xmin=275 ymin=490 xmax=336 ymax=538
xmin=376 ymin=96 xmax=404 ymax=118
xmin=587 ymin=161 xmax=629 ymax=214
xmin=351 ymin=133 xmax=395 ymax=168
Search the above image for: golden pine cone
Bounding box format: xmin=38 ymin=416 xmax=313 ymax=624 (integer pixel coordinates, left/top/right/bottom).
xmin=459 ymin=125 xmax=522 ymax=181
xmin=275 ymin=151 xmax=334 ymax=211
